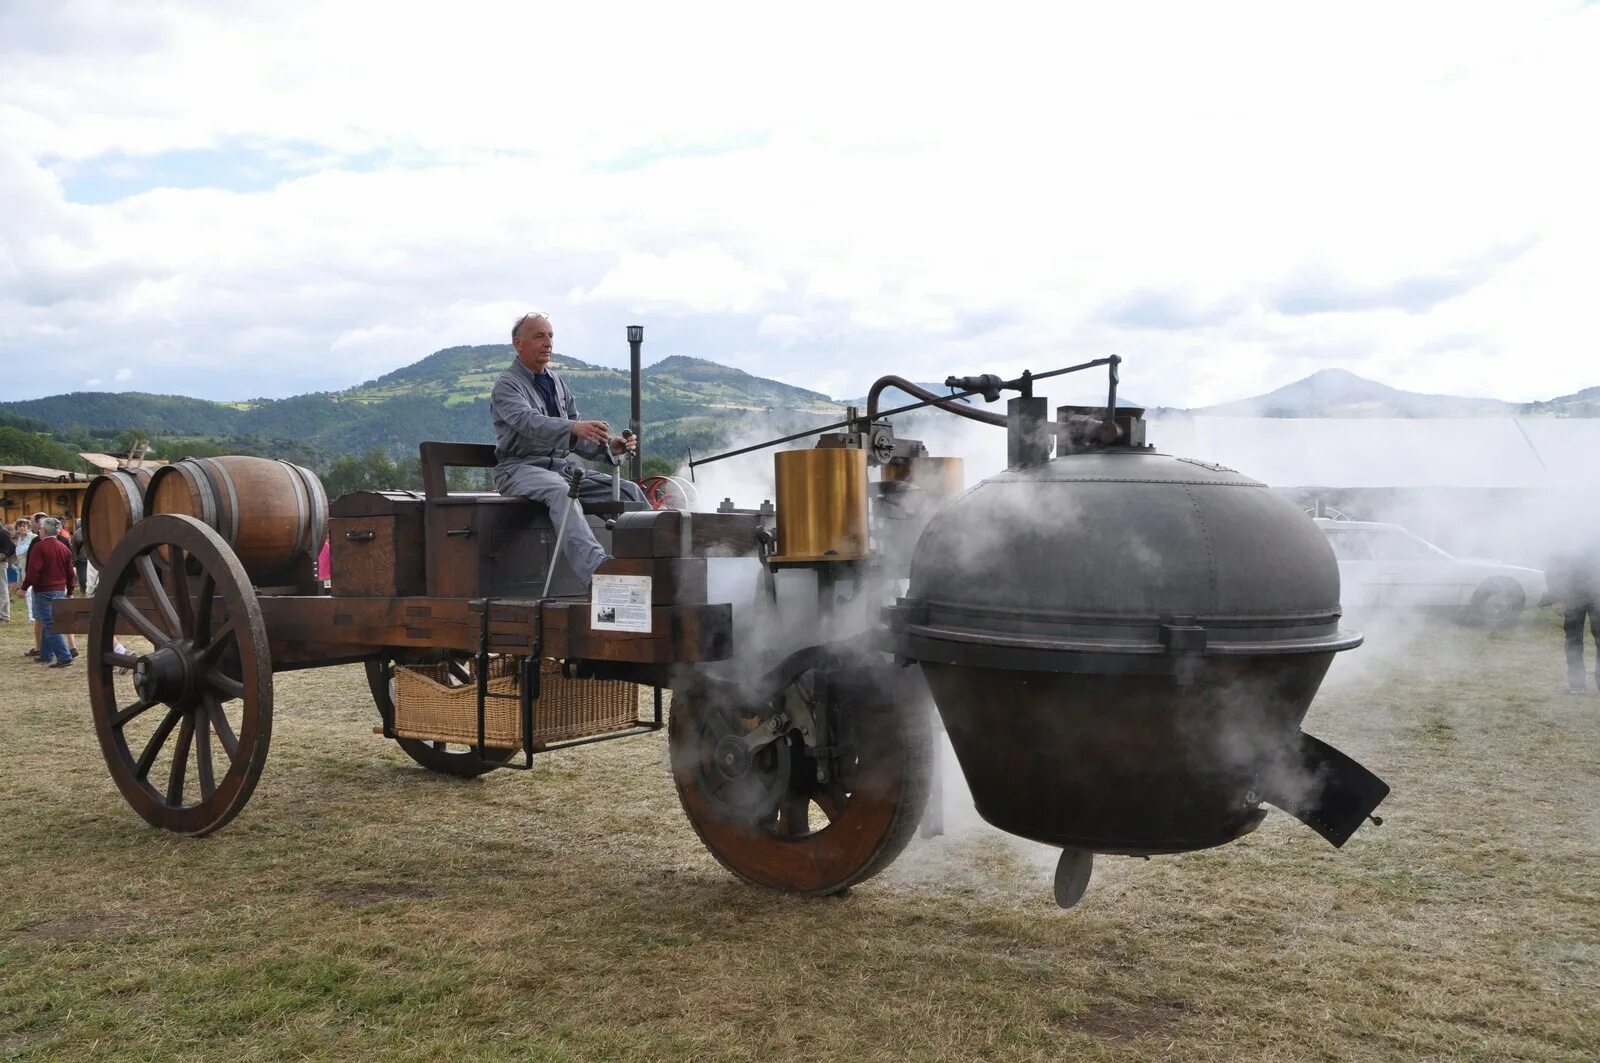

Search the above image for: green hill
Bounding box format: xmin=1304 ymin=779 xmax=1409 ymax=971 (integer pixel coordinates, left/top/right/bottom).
xmin=0 ymin=346 xmax=842 ymax=475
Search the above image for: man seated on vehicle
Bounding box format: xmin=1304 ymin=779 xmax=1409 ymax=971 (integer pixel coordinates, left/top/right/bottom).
xmin=490 ymin=312 xmax=644 ymax=587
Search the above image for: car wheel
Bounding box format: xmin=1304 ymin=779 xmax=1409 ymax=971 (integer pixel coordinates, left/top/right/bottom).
xmin=1470 ymin=578 xmax=1524 ymax=627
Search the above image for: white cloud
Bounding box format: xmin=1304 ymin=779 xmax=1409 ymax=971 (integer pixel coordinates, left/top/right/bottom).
xmin=755 ymin=314 xmax=809 ymax=347
xmin=582 ymin=247 xmax=787 ymax=315
xmin=113 ymin=367 xmax=132 ymax=382
xmin=0 ymin=0 xmax=1596 ymax=405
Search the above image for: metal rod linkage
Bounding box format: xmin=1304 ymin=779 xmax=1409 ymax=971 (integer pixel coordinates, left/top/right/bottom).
xmin=688 ymin=357 xmax=1116 ymax=471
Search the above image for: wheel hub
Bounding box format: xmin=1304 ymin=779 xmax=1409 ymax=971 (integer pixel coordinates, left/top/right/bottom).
xmin=713 ymin=735 xmax=754 ymax=780
xmin=693 ymin=708 xmax=794 ymax=824
xmin=134 ymin=643 xmax=195 ymax=705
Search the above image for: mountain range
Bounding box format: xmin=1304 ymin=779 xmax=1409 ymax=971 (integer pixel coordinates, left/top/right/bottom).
xmin=1175 ymin=367 xmax=1600 ymax=418
xmin=2 ymin=353 xmax=1596 ymax=475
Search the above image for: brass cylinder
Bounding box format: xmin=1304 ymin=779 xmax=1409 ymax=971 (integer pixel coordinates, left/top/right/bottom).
xmin=773 ymin=448 xmax=869 ymax=562
xmin=881 ymin=456 xmax=965 ymax=503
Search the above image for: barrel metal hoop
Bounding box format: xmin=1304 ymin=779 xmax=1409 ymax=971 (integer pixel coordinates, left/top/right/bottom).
xmin=118 ymin=470 xmax=145 ymax=524
xmin=84 ymin=472 xmax=143 ymax=568
xmin=168 ymin=462 xmax=217 ymax=531
xmin=200 ymin=458 xmax=242 ymax=545
xmin=279 ymin=459 xmax=310 ymax=556
xmin=300 ymin=463 xmax=328 ymax=555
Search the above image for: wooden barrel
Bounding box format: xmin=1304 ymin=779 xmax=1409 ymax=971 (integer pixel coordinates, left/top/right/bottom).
xmin=82 ymin=468 xmax=156 ymax=569
xmin=146 ymin=456 xmax=328 ymax=580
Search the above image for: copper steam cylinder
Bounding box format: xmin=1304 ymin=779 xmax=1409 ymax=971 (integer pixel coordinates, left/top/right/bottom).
xmin=771 ymin=447 xmax=868 ymax=562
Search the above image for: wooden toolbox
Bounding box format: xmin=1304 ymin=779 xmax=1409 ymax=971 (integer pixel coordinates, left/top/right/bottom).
xmin=328 ymin=490 xmax=426 ymax=597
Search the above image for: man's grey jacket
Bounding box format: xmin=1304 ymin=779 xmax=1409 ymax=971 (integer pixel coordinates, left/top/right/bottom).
xmin=490 ymin=358 xmax=609 ymax=473
xmin=488 ymin=357 xmax=639 ymax=584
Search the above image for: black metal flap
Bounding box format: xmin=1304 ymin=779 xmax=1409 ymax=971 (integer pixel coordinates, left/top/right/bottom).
xmin=1260 ymin=732 xmax=1390 ymax=848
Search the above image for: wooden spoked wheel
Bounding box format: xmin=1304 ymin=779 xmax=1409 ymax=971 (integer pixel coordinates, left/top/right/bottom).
xmin=87 ymin=514 xmax=272 ymax=836
xmin=365 ymin=655 xmax=516 ymax=778
xmin=669 ymin=662 xmax=932 ymax=895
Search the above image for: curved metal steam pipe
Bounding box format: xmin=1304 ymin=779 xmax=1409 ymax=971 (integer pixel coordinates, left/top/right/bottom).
xmin=865 ymin=375 xmax=1007 ymax=428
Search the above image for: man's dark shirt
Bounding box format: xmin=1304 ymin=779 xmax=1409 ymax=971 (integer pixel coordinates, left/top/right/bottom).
xmin=533 ymin=370 xmax=559 ymax=418
xmin=0 ymin=524 xmax=14 ymax=562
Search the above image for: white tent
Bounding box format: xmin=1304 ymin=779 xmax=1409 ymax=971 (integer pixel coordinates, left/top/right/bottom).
xmin=1144 ymin=417 xmax=1600 ymax=489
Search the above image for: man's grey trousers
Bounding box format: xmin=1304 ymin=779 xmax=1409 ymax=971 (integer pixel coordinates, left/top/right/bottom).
xmin=494 ymin=459 xmax=647 ymax=585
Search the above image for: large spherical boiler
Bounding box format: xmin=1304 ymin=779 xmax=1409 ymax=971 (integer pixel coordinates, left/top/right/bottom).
xmin=892 ymin=448 xmax=1361 ymax=855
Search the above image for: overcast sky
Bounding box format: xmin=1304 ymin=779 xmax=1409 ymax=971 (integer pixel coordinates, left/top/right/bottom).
xmin=2 ymin=1 xmax=1596 ymax=407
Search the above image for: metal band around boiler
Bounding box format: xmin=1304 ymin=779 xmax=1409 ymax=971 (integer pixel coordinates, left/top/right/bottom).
xmin=197 ymin=458 xmax=241 ymax=545
xmin=895 ymin=626 xmax=1354 ymax=677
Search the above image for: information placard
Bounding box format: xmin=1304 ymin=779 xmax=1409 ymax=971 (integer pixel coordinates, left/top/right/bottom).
xmin=590 ymin=574 xmax=653 ymax=633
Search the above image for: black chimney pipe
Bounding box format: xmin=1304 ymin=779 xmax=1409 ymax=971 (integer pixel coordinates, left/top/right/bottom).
xmin=626 ymin=325 xmax=643 ymax=481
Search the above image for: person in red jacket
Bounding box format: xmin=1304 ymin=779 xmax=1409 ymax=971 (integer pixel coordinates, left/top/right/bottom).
xmin=22 ymin=515 xmax=76 ymax=667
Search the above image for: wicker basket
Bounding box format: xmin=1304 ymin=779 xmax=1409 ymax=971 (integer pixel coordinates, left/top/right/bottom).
xmin=393 ymin=656 xmax=640 ymax=749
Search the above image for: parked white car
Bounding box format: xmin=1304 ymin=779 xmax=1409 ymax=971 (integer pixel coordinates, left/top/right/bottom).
xmin=1314 ymin=519 xmax=1547 ymax=626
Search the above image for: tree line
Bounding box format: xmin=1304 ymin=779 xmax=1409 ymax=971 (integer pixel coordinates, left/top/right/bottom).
xmin=1 ymin=420 xmax=682 ymax=503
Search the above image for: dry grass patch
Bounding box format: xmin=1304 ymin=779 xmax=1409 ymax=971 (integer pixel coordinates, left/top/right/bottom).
xmin=1 ymin=607 xmax=1597 ymax=1061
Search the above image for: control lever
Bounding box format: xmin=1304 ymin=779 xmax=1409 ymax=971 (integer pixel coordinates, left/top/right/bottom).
xmin=541 ymin=466 xmax=586 ymax=599
xmin=610 ymin=428 xmax=635 ymax=501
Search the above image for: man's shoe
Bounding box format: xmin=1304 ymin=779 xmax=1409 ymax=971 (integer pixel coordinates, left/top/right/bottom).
xmin=49 ymin=658 xmax=73 ymax=668
xmin=23 ymin=649 xmax=38 ymax=657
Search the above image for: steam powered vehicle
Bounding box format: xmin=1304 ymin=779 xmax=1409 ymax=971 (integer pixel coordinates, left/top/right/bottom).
xmin=55 ymin=343 xmax=1389 ymax=909
xmin=1316 ymin=518 xmax=1546 ymax=626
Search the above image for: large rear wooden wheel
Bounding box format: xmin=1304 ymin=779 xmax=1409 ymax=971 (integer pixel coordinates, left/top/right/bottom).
xmin=88 ymin=514 xmax=272 ymax=835
xmin=669 ymin=659 xmax=932 ymax=895
xmin=365 ymin=655 xmax=516 ymax=778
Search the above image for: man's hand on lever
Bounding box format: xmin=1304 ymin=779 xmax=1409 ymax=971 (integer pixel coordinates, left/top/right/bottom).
xmin=610 ymin=429 xmax=638 ymax=456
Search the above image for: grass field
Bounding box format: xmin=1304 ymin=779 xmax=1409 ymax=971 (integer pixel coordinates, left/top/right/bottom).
xmin=1 ymin=602 xmax=1596 ymax=1061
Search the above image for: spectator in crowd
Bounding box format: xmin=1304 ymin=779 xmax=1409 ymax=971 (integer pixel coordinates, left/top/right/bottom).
xmin=71 ymin=518 xmax=91 ymax=595
xmin=54 ymin=516 xmax=79 ymax=657
xmin=1549 ymin=539 xmax=1600 ymax=695
xmin=21 ymin=515 xmax=76 ymax=667
xmin=24 ymin=512 xmax=66 ymax=658
xmin=0 ymin=520 xmax=15 ymax=623
xmin=14 ymin=518 xmax=37 ymax=654
xmin=31 ymin=512 xmax=50 ymax=654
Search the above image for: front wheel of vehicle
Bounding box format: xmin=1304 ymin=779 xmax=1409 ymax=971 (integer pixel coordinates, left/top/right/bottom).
xmin=1470 ymin=578 xmax=1524 ymax=627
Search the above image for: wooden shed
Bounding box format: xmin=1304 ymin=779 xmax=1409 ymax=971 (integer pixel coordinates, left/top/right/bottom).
xmin=0 ymin=465 xmax=88 ymax=528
